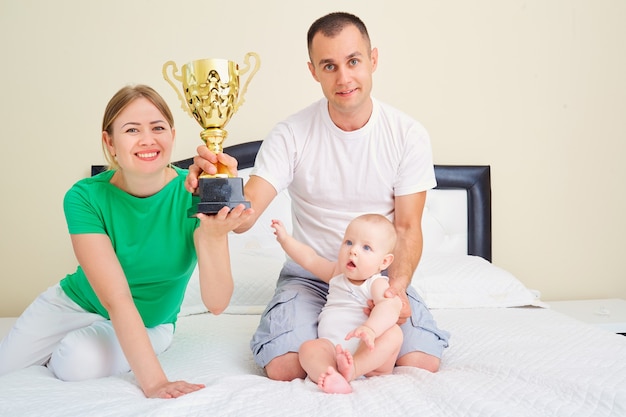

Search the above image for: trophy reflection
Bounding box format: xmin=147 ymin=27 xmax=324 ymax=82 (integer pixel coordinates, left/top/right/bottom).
xmin=163 ymin=52 xmax=260 ymax=215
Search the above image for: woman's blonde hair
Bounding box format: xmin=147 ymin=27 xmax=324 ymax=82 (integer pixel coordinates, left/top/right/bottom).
xmin=101 ymin=84 xmax=175 ymax=170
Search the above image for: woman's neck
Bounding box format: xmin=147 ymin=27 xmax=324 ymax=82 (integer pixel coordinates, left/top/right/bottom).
xmin=110 ymin=167 xmax=174 ymax=197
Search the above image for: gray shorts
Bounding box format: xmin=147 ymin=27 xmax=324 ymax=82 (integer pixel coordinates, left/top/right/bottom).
xmin=250 ymin=262 xmax=450 ymax=368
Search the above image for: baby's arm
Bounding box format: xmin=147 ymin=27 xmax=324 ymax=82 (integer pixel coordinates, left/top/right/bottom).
xmin=271 ymin=220 xmax=337 ymax=282
xmin=346 ymin=278 xmax=402 ymax=349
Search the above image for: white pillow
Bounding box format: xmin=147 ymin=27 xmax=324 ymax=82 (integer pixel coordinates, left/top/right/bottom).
xmin=179 ymin=172 xmax=291 ymax=317
xmin=178 ymin=167 xmax=540 ymax=315
xmin=412 ymin=254 xmax=543 ymax=309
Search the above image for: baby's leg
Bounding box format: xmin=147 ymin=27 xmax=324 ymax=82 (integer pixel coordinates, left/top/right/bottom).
xmin=354 ymin=325 xmax=403 ymax=378
xmin=318 ymin=366 xmax=353 ymax=394
xmin=298 ymin=338 xmax=338 ymax=383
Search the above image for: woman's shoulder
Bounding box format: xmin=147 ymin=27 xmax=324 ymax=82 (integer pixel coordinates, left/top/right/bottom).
xmin=66 ymin=170 xmax=114 ymax=195
xmin=171 ymin=165 xmax=188 ymax=177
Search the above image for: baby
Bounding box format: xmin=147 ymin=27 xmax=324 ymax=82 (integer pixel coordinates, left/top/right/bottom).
xmin=271 ymin=213 xmax=402 ymax=393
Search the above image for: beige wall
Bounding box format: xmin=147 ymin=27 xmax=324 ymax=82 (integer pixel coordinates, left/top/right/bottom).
xmin=1 ymin=0 xmax=625 ymax=316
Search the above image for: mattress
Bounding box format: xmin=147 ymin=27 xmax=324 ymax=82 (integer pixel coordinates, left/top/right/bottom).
xmin=3 ymin=149 xmax=624 ymax=415
xmin=1 ymin=307 xmax=625 ymax=417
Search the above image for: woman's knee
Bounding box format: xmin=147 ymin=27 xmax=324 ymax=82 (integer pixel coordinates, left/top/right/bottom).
xmin=48 ymin=331 xmax=111 ymax=381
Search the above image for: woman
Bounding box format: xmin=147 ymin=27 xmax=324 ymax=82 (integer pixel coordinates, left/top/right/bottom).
xmin=0 ymin=85 xmax=252 ymax=398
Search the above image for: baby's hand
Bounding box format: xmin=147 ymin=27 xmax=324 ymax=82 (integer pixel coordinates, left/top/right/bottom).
xmin=345 ymin=325 xmax=376 ymax=350
xmin=270 ymin=219 xmax=287 ymax=242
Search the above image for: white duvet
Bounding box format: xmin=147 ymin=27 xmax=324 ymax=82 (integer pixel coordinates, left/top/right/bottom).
xmin=1 ymin=307 xmax=625 ymax=417
xmin=2 ymin=177 xmax=624 ymax=416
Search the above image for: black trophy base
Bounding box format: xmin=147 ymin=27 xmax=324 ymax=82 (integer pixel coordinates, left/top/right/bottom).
xmin=188 ymin=177 xmax=251 ymax=217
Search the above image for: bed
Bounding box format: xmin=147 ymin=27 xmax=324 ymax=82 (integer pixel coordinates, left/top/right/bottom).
xmin=1 ymin=140 xmax=625 ymax=416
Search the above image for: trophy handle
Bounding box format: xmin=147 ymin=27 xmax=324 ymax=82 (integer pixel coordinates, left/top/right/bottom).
xmin=162 ymin=61 xmax=192 ymax=117
xmin=235 ymin=52 xmax=261 ymax=112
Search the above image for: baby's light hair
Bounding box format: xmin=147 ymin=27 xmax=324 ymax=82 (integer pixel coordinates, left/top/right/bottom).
xmin=350 ymin=214 xmax=397 ymax=252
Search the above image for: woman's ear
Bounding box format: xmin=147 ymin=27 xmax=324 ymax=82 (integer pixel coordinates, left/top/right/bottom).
xmin=102 ymin=131 xmax=115 ymax=156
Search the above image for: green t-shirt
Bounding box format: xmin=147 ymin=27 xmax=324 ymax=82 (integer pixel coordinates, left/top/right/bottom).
xmin=60 ymin=167 xmax=198 ymax=327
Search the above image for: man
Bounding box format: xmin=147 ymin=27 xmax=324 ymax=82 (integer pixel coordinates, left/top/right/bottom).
xmin=186 ymin=12 xmax=449 ymax=381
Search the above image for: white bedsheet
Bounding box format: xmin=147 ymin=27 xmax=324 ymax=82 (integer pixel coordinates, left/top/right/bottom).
xmin=1 ymin=308 xmax=625 ymax=417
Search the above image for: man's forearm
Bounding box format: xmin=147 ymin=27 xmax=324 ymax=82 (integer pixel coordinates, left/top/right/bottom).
xmin=388 ymin=191 xmax=427 ymax=292
xmin=387 ymin=230 xmax=422 ymax=292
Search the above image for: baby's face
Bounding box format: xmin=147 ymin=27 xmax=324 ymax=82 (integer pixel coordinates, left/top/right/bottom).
xmin=337 ymin=221 xmax=391 ymax=283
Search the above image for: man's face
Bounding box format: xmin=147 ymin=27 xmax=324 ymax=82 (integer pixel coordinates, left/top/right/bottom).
xmin=307 ymin=24 xmax=378 ymax=126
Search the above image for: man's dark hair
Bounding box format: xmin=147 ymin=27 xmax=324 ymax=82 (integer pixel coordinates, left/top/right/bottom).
xmin=307 ymin=12 xmax=371 ymax=59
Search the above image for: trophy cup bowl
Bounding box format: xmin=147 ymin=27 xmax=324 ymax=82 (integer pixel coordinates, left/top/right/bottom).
xmin=163 ymin=52 xmax=260 ymax=215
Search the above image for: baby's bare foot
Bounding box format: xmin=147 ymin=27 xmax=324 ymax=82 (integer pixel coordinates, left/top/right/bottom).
xmin=335 ymin=344 xmax=355 ymax=381
xmin=318 ymin=366 xmax=352 ymax=394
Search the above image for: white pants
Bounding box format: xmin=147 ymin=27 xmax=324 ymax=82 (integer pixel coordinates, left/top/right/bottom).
xmin=0 ymin=284 xmax=173 ymax=381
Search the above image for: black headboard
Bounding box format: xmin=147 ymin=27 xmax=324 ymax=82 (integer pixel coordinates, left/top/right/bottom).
xmin=92 ymin=140 xmax=492 ymax=261
xmin=433 ymin=165 xmax=492 ymax=262
xmin=90 ymin=141 xmax=261 ymax=177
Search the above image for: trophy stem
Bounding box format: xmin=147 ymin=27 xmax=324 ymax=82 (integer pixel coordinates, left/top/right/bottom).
xmin=200 ymin=128 xmax=230 ymax=178
xmin=192 ymin=126 xmax=250 ymax=215
xmin=200 ymin=128 xmax=227 ymax=153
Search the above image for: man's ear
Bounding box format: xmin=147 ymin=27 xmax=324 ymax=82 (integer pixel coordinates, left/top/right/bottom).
xmin=370 ymin=47 xmax=379 ymax=72
xmin=307 ymin=61 xmax=320 ymax=82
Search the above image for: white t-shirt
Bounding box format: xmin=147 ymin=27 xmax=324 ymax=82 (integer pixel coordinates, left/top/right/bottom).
xmin=251 ymin=97 xmax=436 ymax=261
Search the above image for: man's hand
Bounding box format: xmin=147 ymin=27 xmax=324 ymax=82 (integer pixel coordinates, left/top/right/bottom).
xmin=365 ymin=287 xmax=411 ymax=325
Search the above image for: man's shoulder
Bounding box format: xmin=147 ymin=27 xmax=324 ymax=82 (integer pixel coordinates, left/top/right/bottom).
xmin=265 ymin=98 xmax=327 ymax=142
xmin=374 ymin=98 xmax=420 ymax=123
xmin=285 ymin=98 xmax=325 ymax=122
xmin=373 ymin=98 xmax=430 ymax=141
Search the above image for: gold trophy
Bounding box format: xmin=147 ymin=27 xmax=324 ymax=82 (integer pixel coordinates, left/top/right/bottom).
xmin=163 ymin=52 xmax=260 ymax=215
